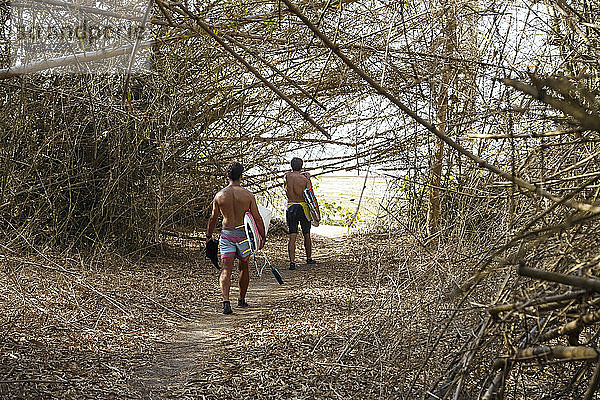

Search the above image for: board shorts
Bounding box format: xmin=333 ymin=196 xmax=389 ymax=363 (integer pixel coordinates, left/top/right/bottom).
xmin=219 ymin=228 xmax=252 ymax=261
xmin=286 ymin=203 xmax=311 ymax=235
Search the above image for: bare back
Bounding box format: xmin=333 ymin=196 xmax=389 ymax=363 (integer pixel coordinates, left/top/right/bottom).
xmin=285 ymin=171 xmax=311 ymax=203
xmin=215 ymin=185 xmax=255 ymax=229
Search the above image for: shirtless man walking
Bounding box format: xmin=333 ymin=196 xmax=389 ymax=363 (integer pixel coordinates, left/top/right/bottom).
xmin=206 ymin=162 xmax=265 ymax=314
xmin=284 ymin=157 xmax=317 ymax=270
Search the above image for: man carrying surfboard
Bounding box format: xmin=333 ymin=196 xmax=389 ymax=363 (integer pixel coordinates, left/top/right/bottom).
xmin=206 ymin=162 xmax=265 ymax=315
xmin=284 ymin=157 xmax=317 ymax=270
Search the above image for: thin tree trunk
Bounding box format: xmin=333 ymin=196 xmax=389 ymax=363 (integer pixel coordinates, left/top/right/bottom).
xmin=427 ymin=3 xmax=456 ymax=236
xmin=427 ymin=123 xmax=445 ymax=235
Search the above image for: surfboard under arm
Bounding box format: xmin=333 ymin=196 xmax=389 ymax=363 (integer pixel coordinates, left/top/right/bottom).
xmin=244 ymin=205 xmax=272 ymax=252
xmin=303 ymin=188 xmax=321 ymax=226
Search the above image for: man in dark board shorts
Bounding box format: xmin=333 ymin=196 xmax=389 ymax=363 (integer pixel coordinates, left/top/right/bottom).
xmin=206 ymin=162 xmax=265 ymax=314
xmin=284 ymin=157 xmax=317 ymax=270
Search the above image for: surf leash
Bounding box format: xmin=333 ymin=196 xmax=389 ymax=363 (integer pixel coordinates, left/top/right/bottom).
xmin=253 ymin=251 xmax=284 ymax=285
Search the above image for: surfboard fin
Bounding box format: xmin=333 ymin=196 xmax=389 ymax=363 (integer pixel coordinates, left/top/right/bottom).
xmin=271 ymin=267 xmax=284 ymax=285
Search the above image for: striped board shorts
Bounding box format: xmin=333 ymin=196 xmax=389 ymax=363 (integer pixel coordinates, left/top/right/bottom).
xmin=219 ymin=227 xmax=252 ymax=261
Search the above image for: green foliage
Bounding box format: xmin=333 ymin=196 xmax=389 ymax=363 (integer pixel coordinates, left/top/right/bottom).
xmin=320 ymin=199 xmax=360 ymax=228
xmin=320 ymin=200 xmax=342 ymax=225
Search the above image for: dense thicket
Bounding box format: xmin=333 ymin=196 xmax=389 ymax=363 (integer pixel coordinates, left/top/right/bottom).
xmin=3 ymin=0 xmax=600 ymax=397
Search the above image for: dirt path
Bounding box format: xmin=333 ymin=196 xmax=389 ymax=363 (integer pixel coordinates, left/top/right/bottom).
xmin=131 ymin=232 xmax=343 ymax=399
xmin=132 ymin=277 xmax=288 ymax=398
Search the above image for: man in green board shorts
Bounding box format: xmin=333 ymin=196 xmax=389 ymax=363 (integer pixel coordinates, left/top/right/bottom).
xmin=284 ymin=157 xmax=317 ymax=270
xmin=206 ymin=162 xmax=265 ymax=314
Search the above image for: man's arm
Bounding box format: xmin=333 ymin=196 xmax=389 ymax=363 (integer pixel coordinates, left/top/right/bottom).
xmin=206 ymin=197 xmax=220 ymax=243
xmin=249 ymin=195 xmax=266 ymax=249
xmin=284 ymin=171 xmax=292 ymax=200
xmin=302 ymin=172 xmax=313 ymax=189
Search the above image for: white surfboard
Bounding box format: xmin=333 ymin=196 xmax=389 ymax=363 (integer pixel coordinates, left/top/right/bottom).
xmin=258 ymin=205 xmax=272 ymax=236
xmin=244 ymin=205 xmax=271 ymax=252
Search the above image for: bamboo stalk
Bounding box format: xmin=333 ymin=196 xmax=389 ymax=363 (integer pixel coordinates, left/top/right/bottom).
xmin=584 ymin=359 xmax=600 ymax=400
xmin=518 ymin=264 xmax=600 ymax=293
xmin=482 ymin=369 xmax=509 ymax=400
xmin=0 ymin=39 xmax=167 ymax=79
xmin=539 ymin=310 xmax=600 ymax=342
xmin=468 ymin=128 xmax=584 ymax=139
xmin=488 ymin=290 xmax=587 ymax=316
xmin=493 ymin=346 xmax=598 ymax=370
xmin=503 ymin=78 xmax=600 ymax=132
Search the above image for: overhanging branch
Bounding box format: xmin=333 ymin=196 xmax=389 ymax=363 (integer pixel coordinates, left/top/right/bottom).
xmin=163 ymin=1 xmax=331 ymax=140
xmin=280 ymin=0 xmax=600 ymax=215
xmin=0 ymin=38 xmax=174 ymax=79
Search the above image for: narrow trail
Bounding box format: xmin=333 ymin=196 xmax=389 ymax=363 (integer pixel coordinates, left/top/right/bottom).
xmin=131 ymin=231 xmax=346 ymax=399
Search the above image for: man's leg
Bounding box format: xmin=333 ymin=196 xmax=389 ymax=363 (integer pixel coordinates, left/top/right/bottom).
xmin=220 ymin=257 xmax=234 ymax=313
xmin=300 ymin=214 xmax=315 ymax=264
xmin=288 ymin=233 xmax=297 ymax=264
xmin=238 ymin=257 xmax=250 ymax=302
xmin=303 ymin=232 xmax=312 ymax=261
xmin=220 ymin=258 xmax=234 ymax=300
xmin=286 ymin=205 xmax=300 ymax=270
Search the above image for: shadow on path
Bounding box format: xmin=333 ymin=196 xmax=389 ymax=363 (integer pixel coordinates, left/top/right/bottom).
xmin=131 ymin=262 xmax=296 ymax=398
xmin=130 ymin=231 xmax=344 ymax=398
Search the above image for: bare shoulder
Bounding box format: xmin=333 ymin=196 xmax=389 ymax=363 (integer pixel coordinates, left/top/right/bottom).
xmin=300 ymin=173 xmax=311 ymax=185
xmin=215 ymin=187 xmax=227 ymax=198
xmin=214 ymin=187 xmax=230 ymax=203
xmin=236 ymin=186 xmax=255 ymax=199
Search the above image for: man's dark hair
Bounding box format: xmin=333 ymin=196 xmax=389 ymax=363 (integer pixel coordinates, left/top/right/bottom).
xmin=227 ymin=162 xmax=243 ymax=181
xmin=291 ymin=157 xmax=303 ymax=171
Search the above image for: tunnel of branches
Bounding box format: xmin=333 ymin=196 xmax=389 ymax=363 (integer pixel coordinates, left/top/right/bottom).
xmin=2 ymin=0 xmax=600 ymax=397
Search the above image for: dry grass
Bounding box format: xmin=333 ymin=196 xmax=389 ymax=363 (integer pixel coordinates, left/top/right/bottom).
xmin=0 ymin=231 xmax=484 ymax=399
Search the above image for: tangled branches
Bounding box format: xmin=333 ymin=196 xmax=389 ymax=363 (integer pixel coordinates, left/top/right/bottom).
xmin=1 ymin=0 xmax=600 ymax=396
